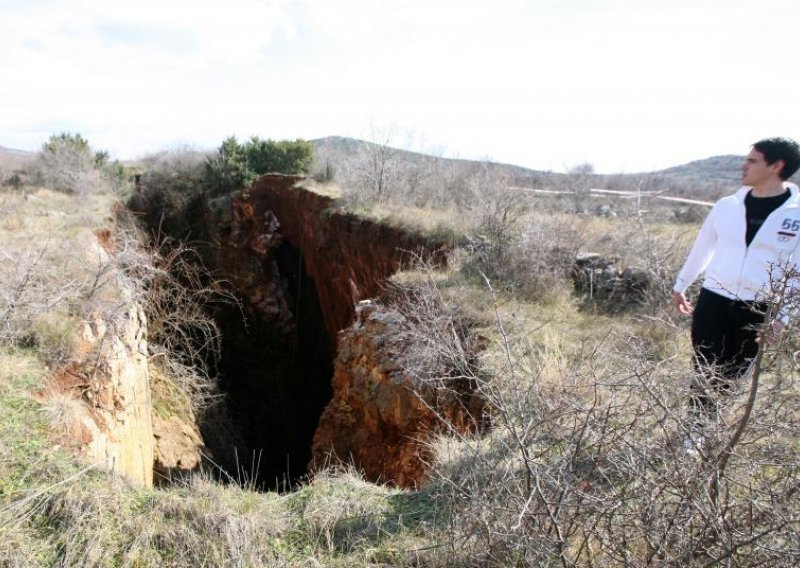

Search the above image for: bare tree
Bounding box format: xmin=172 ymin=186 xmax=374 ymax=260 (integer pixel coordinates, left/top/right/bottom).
xmin=342 ymin=122 xmax=401 ymax=203
xmin=565 ymin=161 xmax=595 ymax=213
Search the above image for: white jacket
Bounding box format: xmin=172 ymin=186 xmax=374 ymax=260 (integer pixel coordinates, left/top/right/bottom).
xmin=674 ymin=183 xmax=800 ymax=316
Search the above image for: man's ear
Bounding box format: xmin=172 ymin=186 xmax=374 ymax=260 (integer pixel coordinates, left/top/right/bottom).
xmin=771 ymin=159 xmax=786 ymax=176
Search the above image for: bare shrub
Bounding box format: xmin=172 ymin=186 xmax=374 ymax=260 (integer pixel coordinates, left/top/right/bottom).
xmin=564 ymin=161 xmax=596 ymax=213
xmin=586 ymin=202 xmax=694 ymax=316
xmin=457 ymin=164 xmax=532 ymax=290
xmin=0 ymin=238 xmax=84 ymax=359
xmin=387 ymin=261 xmax=485 ymax=402
xmin=138 ymin=144 xmax=208 ymax=177
xmin=459 ymin=206 xmax=585 ymax=305
xmin=392 ymin=261 xmax=800 ymax=566
xmin=113 ymin=216 xmax=239 ymax=415
xmin=34 ymin=134 xmax=103 ymax=196
xmin=504 ymin=213 xmax=586 ymax=304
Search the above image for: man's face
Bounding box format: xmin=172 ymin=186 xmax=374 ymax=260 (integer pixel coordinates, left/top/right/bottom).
xmin=742 ymin=148 xmax=783 ymax=186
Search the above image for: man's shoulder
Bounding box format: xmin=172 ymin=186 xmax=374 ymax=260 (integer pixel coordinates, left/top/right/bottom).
xmin=710 ymin=189 xmax=746 ymax=210
xmin=718 ymin=186 xmax=749 ymax=202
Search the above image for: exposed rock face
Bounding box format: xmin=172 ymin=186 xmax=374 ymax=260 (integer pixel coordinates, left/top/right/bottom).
xmin=38 ymin=229 xmax=155 ymax=487
xmin=150 ymin=366 xmax=204 ymax=483
xmin=242 ymin=176 xmax=449 ymax=340
xmin=153 ymin=414 xmax=203 ymax=479
xmin=49 ymin=301 xmax=155 ymax=488
xmin=81 ymin=305 xmax=154 ymax=486
xmin=311 ymin=302 xmax=483 ymax=488
xmin=229 ymin=177 xmax=469 ymax=486
xmin=47 ymin=229 xmax=203 ymax=487
xmin=204 ymin=194 xmax=295 ymax=334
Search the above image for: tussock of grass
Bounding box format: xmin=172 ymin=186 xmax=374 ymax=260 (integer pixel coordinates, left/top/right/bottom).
xmin=285 ymin=469 xmax=440 ymax=566
xmin=1 ymin=460 xmax=439 ymax=567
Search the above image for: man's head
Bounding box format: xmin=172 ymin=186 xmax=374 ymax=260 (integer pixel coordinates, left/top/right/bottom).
xmin=751 ymin=137 xmax=800 ymax=181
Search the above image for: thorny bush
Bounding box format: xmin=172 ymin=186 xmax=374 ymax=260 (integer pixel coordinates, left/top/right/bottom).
xmin=114 ymin=215 xmax=240 ymax=415
xmin=394 ymin=260 xmax=800 ymax=567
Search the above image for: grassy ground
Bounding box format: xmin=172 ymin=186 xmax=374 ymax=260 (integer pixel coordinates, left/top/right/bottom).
xmin=9 ymin=175 xmax=794 ymax=566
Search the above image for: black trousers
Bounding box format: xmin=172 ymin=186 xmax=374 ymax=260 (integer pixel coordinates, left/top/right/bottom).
xmin=689 ymin=288 xmax=766 ymax=419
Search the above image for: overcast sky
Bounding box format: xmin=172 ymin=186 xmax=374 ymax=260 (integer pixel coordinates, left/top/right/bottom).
xmin=1 ymin=0 xmax=798 ymax=173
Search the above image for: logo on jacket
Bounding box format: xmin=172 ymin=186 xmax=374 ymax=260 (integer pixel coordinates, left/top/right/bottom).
xmin=779 ymin=219 xmax=800 ymax=241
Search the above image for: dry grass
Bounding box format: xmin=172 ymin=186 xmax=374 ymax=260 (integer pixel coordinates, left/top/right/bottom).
xmin=37 ymin=390 xmax=88 ymax=442
xmin=14 ymin=154 xmax=790 ymax=566
xmin=385 ymin=259 xmax=800 ymax=566
xmin=0 ymin=350 xmax=44 ymax=392
xmin=0 ymin=188 xmax=121 ymax=357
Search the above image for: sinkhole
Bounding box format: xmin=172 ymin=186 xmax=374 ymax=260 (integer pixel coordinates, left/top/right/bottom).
xmin=201 ymin=240 xmax=334 ymax=491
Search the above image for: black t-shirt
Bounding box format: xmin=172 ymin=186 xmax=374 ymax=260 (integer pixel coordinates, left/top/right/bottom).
xmin=745 ymin=189 xmax=791 ymax=246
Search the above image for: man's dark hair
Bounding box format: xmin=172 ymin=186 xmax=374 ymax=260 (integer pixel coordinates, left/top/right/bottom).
xmin=752 ymin=137 xmax=800 ymax=180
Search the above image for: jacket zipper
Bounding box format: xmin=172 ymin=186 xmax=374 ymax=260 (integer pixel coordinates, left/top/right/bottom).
xmin=738 ymin=195 xmax=795 ymax=299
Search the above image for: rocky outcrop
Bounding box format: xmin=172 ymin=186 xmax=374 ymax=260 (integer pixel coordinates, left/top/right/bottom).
xmin=82 ymin=305 xmax=155 ymax=486
xmin=150 ymin=366 xmax=204 ymax=483
xmin=44 ymin=229 xmax=203 ymax=488
xmin=204 ymin=194 xmax=295 ymax=334
xmin=49 ymin=301 xmax=155 ymax=488
xmin=152 ymin=414 xmax=203 ymax=481
xmin=572 ymin=252 xmax=651 ymax=310
xmin=37 ymin=229 xmax=155 ymax=487
xmin=241 ymin=175 xmax=450 ymax=340
xmin=311 ymin=302 xmax=484 ymax=488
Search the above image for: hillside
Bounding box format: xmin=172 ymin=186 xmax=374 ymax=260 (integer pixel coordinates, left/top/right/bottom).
xmin=0 ymin=145 xmax=34 ymax=157
xmin=311 ymin=136 xmax=749 ymax=200
xmin=0 ymin=145 xmax=35 ymax=174
xmin=312 ymin=135 xmax=550 ymax=179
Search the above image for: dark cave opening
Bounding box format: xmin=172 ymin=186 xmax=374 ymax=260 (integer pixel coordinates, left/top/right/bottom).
xmin=203 ymin=240 xmax=334 ymax=491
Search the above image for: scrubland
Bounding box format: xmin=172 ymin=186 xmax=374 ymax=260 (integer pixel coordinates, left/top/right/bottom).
xmin=1 ymin=139 xmax=799 ymax=566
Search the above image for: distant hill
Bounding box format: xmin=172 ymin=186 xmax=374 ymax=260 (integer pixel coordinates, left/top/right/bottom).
xmin=637 ymin=155 xmax=798 ymax=198
xmin=1 ymin=137 xmax=777 ymax=200
xmin=0 ymin=145 xmax=34 ymax=158
xmin=311 ymin=136 xmax=749 ymax=200
xmin=312 ymin=135 xmax=549 ymax=179
xmin=0 ymin=145 xmax=35 ymax=173
xmin=656 ymin=155 xmax=742 ymax=183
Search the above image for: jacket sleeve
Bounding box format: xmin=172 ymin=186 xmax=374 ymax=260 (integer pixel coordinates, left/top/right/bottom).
xmin=673 ymin=204 xmax=719 ymax=293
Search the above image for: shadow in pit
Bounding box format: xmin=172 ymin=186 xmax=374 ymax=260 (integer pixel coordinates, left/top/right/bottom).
xmin=202 ymin=241 xmax=334 ymax=491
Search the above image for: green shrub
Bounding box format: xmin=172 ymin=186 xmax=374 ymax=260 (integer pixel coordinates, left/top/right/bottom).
xmin=244 ymin=137 xmax=313 ymax=176
xmin=203 ymin=136 xmax=314 ymax=194
xmin=203 ymin=136 xmax=255 ymax=194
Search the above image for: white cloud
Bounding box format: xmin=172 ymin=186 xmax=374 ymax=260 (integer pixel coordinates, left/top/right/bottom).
xmin=1 ymin=0 xmax=800 ymax=172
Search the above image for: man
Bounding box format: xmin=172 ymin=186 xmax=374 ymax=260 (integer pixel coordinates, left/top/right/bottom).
xmin=672 ymin=138 xmax=800 ymax=445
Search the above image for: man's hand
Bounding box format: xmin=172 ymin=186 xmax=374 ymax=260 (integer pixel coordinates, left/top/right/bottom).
xmin=672 ymin=291 xmax=693 ymax=315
